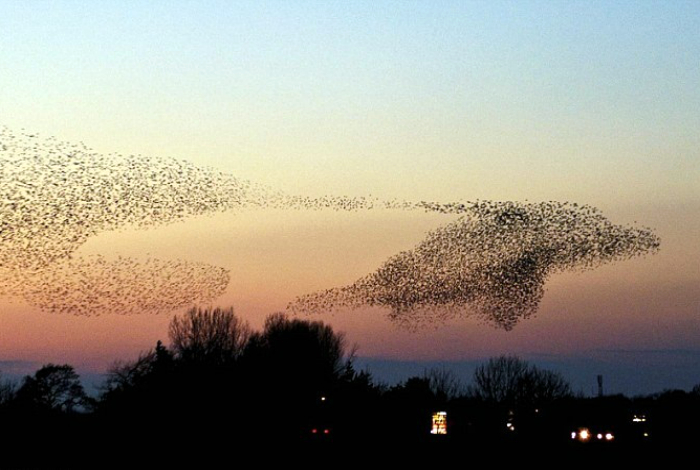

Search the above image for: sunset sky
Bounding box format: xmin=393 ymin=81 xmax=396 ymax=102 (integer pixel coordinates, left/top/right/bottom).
xmin=1 ymin=1 xmax=698 ymax=395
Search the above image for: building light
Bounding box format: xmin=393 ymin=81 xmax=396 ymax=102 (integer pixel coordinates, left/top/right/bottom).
xmin=573 ymin=428 xmax=591 ymax=442
xmin=431 ymin=411 xmax=447 ymax=435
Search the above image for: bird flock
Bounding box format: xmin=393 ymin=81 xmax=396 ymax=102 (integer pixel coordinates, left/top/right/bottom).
xmin=287 ymin=201 xmax=660 ymax=330
xmin=0 ymin=128 xmax=660 ymax=328
xmin=0 ymin=127 xmax=269 ymax=271
xmin=3 ymin=256 xmax=230 ymax=316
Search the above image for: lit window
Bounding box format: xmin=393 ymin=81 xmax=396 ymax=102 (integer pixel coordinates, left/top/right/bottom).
xmin=431 ymin=411 xmax=447 ymax=435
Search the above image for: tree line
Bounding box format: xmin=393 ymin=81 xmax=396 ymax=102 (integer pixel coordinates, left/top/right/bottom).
xmin=0 ymin=307 xmax=698 ymax=466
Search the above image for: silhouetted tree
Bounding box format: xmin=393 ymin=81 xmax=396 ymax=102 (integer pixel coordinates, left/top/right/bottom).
xmin=16 ymin=364 xmax=87 ymax=413
xmin=327 ymin=361 xmax=385 ymax=441
xmin=382 ymin=377 xmax=437 ymax=439
xmin=245 ymin=312 xmax=349 ymax=387
xmin=0 ymin=372 xmax=16 ymax=406
xmin=239 ymin=313 xmax=353 ymax=439
xmin=338 ymin=360 xmax=385 ymax=395
xmin=692 ymin=383 xmax=700 ymax=396
xmin=99 ymin=309 xmax=253 ymax=453
xmin=93 ymin=343 xmax=180 ymax=458
xmin=392 ymin=377 xmax=435 ymax=401
xmin=169 ymin=306 xmax=251 ymax=366
xmin=518 ymin=367 xmax=572 ymax=404
xmin=468 ymin=355 xmax=571 ymax=405
xmin=101 ymin=340 xmax=173 ymax=399
xmin=423 ymin=367 xmax=464 ymax=402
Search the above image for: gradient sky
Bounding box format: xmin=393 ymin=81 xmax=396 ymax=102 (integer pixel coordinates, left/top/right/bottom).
xmin=1 ymin=1 xmax=698 ymax=395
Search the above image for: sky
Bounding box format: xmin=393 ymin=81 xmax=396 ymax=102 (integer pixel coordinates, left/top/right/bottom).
xmin=0 ymin=0 xmax=698 ymax=396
